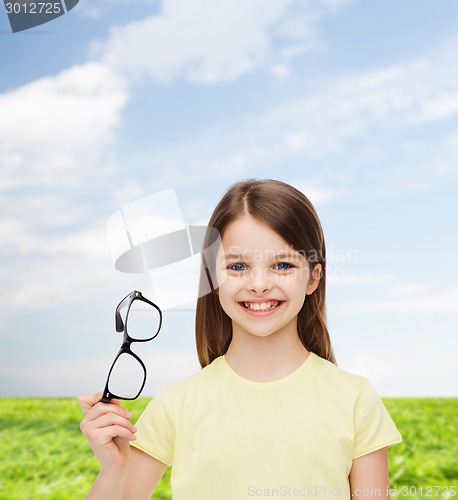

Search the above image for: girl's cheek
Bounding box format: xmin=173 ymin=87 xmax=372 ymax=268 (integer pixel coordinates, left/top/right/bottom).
xmin=215 ymin=268 xmax=228 ymax=288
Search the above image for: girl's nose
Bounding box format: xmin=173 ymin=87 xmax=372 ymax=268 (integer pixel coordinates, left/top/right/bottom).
xmin=247 ymin=268 xmax=272 ymax=294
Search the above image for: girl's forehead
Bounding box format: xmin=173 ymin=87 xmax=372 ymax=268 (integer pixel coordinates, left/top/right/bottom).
xmin=222 ymin=215 xmax=284 ymax=242
xmin=219 ymin=217 xmax=305 ymax=260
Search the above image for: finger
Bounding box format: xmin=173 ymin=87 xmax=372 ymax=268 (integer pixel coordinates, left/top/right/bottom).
xmin=82 ymin=423 xmax=137 ymax=447
xmin=90 ymin=413 xmax=137 ymax=434
xmin=78 ymin=392 xmax=104 ymax=415
xmin=82 ymin=413 xmax=137 ymax=440
xmin=83 ymin=401 xmax=132 ymax=424
xmin=105 ymin=425 xmax=138 ymax=442
xmin=78 ymin=393 xmax=123 ymax=413
xmin=81 ymin=412 xmax=137 ymax=443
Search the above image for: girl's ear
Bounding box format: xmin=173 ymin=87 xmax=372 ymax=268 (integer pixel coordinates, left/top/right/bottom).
xmin=306 ymin=263 xmax=322 ymax=295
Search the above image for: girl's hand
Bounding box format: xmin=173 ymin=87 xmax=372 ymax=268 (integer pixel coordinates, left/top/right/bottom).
xmin=78 ymin=393 xmax=137 ymax=477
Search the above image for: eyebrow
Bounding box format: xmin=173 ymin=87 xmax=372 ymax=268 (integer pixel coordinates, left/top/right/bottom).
xmin=222 ymin=252 xmax=303 ymax=261
xmin=223 ymin=253 xmax=243 ymax=260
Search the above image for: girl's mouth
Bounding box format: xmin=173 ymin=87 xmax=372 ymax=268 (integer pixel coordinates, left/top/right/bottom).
xmin=239 ymin=300 xmax=284 ymax=313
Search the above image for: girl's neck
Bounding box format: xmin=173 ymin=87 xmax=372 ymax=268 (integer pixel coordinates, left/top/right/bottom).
xmin=224 ymin=329 xmax=309 ymax=383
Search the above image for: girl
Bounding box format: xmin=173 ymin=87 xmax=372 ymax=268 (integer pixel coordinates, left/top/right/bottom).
xmin=79 ymin=179 xmax=402 ymax=499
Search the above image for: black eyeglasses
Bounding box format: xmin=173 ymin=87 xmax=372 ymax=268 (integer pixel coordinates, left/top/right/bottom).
xmin=100 ymin=290 xmax=162 ymax=403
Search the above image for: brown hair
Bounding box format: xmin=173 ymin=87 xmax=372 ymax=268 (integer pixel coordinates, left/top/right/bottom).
xmin=195 ymin=179 xmax=336 ymax=367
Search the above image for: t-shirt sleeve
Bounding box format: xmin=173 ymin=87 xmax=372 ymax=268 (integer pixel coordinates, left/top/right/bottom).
xmin=352 ymin=379 xmax=402 ymax=459
xmin=130 ymin=385 xmax=175 ymax=466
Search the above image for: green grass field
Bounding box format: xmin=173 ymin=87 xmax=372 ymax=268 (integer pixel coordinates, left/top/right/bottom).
xmin=0 ymin=398 xmax=456 ymax=499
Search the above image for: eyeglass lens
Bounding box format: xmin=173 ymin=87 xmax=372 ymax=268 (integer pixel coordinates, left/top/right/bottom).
xmin=106 ymin=352 xmax=146 ymax=400
xmin=120 ymin=299 xmax=161 ymax=340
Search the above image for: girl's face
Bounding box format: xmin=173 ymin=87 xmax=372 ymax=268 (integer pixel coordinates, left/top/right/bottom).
xmin=216 ymin=215 xmax=321 ymax=341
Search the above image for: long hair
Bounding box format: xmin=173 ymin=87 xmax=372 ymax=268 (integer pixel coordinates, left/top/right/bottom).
xmin=195 ymin=179 xmax=336 ymax=367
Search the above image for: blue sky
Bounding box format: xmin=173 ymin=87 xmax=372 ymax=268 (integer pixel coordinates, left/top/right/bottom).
xmin=1 ymin=0 xmax=457 ymax=397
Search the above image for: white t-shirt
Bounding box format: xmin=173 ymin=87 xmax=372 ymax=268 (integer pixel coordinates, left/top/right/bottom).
xmin=132 ymin=352 xmax=402 ymax=499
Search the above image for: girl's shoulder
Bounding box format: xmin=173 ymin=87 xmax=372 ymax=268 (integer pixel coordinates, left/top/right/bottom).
xmin=309 ymin=352 xmax=372 ymax=396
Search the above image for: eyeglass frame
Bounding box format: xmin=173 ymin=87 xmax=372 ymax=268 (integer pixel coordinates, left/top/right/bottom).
xmin=100 ymin=290 xmax=162 ymax=403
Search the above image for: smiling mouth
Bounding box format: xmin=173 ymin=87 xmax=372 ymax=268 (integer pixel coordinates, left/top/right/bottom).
xmin=239 ymin=300 xmax=284 ymax=312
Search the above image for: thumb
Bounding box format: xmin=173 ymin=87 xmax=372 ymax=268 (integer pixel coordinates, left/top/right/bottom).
xmin=77 ymin=392 xmax=104 ymax=415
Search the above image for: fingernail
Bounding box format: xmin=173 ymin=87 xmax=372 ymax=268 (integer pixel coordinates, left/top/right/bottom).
xmin=126 ymin=411 xmax=132 ymax=418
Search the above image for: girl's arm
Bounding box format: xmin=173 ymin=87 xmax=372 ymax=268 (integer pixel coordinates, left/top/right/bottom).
xmin=122 ymin=448 xmax=168 ymax=499
xmin=349 ymin=447 xmax=391 ymax=499
xmin=79 ymin=393 xmax=167 ymax=499
xmin=85 ymin=448 xmax=167 ymax=499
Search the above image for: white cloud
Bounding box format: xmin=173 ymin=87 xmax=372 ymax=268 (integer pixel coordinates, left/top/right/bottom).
xmin=385 ymin=283 xmax=430 ymax=298
xmin=0 ymin=61 xmax=128 ymax=191
xmin=445 ymin=130 xmax=458 ymax=147
xmin=94 ymin=0 xmax=353 ymax=84
xmin=0 ymin=61 xmax=131 ymax=321
xmin=261 ymin=41 xmax=458 ymax=163
xmin=134 ymin=38 xmax=458 ymax=195
xmin=270 ymin=63 xmax=291 ymax=80
xmin=78 ymin=0 xmax=157 ymax=20
xmin=335 ymin=286 xmax=458 ymax=314
xmin=1 ymin=208 xmax=109 ymax=259
xmin=328 ymin=273 xmax=395 ymax=287
xmin=3 ymin=254 xmax=109 ymax=310
xmin=265 ymin=58 xmax=458 ymax=161
xmin=294 ymin=180 xmax=342 ymax=204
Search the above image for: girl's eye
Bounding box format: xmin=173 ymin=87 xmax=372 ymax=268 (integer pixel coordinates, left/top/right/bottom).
xmin=274 ymin=262 xmax=293 ymax=271
xmin=228 ymin=263 xmax=247 ymax=271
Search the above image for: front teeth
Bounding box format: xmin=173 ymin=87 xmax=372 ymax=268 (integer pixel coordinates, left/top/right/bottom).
xmin=243 ymin=301 xmax=280 ymax=311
